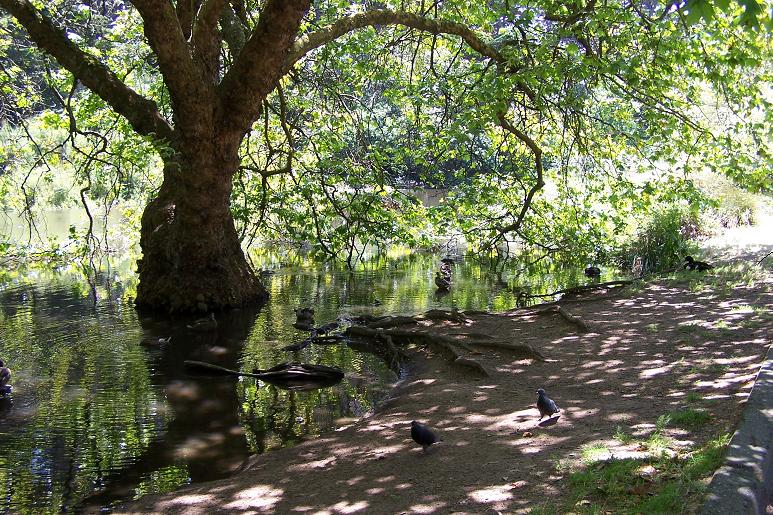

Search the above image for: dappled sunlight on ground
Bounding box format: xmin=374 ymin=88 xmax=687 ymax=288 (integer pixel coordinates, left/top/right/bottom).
xmin=114 ymin=253 xmax=772 ymax=514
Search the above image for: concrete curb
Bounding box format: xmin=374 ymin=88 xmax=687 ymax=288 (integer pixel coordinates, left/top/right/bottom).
xmin=702 ymin=344 xmax=773 ymax=515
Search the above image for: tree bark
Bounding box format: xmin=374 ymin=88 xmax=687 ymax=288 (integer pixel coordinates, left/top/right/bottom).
xmin=136 ymin=145 xmax=267 ymax=313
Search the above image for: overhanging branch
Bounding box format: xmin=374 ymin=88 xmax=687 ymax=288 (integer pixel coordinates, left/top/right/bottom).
xmin=285 ymin=9 xmax=505 ymax=72
xmin=0 ymin=0 xmax=174 ymax=143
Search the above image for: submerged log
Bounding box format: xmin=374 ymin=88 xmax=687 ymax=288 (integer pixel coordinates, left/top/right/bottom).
xmin=183 ymin=360 xmax=344 ymax=391
xmin=252 ymin=362 xmax=345 ymax=391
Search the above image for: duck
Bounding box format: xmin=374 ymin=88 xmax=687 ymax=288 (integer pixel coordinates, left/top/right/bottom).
xmin=584 ymin=266 xmax=601 ymax=277
xmin=187 ymin=313 xmax=217 ymax=332
xmin=0 ymin=360 xmax=11 ymax=390
xmin=683 ymin=256 xmax=714 ymax=271
xmin=434 ymin=271 xmax=451 ymax=291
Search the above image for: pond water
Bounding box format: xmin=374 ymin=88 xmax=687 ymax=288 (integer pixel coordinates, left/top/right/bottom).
xmin=0 ymin=250 xmax=614 ymax=513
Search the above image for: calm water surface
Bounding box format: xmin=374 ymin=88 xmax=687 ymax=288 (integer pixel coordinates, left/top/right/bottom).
xmin=0 ymin=252 xmax=610 ymax=513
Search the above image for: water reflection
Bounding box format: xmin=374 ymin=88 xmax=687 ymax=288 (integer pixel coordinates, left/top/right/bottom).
xmin=0 ymin=250 xmax=611 ymax=512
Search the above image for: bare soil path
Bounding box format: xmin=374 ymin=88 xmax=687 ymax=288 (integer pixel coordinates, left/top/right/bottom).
xmin=116 ymin=223 xmax=773 ymax=514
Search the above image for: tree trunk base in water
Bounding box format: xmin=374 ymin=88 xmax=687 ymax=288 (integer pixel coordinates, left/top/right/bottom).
xmin=135 ymin=190 xmax=268 ymax=314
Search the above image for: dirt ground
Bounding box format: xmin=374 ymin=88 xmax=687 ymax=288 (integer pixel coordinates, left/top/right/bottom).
xmin=114 ymin=240 xmax=773 ymax=514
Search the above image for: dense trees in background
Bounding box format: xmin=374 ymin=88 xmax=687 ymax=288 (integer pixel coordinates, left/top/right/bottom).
xmin=0 ymin=0 xmax=770 ymax=312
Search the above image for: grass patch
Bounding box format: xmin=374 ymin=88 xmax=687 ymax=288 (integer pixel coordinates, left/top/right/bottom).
xmin=581 ymin=443 xmax=611 ymax=464
xmin=532 ymin=433 xmax=732 ymax=514
xmin=658 ymin=408 xmax=712 ymax=430
xmin=614 ymin=426 xmax=634 ymax=444
xmin=685 ymin=392 xmax=703 ymax=403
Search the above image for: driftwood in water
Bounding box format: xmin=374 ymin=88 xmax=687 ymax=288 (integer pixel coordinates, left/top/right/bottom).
xmin=282 ymin=321 xmax=344 ymax=351
xmin=184 ymin=360 xmax=264 ymax=378
xmin=184 ymin=360 xmax=344 ymax=391
xmin=252 ymin=362 xmax=344 ymax=391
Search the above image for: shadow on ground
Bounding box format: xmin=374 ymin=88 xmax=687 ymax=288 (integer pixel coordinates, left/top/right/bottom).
xmin=114 ymin=254 xmax=773 ymax=514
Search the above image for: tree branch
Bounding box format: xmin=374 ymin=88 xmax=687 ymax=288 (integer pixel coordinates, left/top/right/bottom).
xmin=285 ymin=9 xmax=505 ymax=72
xmin=191 ymin=0 xmax=231 ymax=77
xmin=217 ymin=0 xmax=309 ymax=134
xmin=130 ymin=0 xmax=209 ymax=125
xmin=0 ymin=0 xmax=174 ymax=143
xmin=492 ymin=111 xmax=545 ymax=238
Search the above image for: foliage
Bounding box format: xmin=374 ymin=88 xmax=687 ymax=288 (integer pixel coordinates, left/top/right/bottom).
xmin=0 ymin=0 xmax=771 ymax=272
xmin=615 ymin=205 xmax=703 ymax=274
xmin=694 ymin=171 xmax=766 ymax=228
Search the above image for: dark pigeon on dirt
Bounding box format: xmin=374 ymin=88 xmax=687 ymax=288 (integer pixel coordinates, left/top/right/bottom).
xmin=411 ymin=420 xmax=441 ymax=452
xmin=536 ymin=388 xmax=560 ymax=420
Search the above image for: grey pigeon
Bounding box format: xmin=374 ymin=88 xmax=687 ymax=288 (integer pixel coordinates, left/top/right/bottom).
xmin=536 ymin=388 xmax=560 ymax=420
xmin=411 ymin=420 xmax=440 ymax=452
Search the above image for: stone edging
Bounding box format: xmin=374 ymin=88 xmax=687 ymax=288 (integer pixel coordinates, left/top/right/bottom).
xmin=702 ymin=344 xmax=773 ymax=514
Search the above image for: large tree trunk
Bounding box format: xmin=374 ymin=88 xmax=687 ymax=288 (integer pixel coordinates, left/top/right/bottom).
xmin=135 ymin=144 xmax=267 ymax=313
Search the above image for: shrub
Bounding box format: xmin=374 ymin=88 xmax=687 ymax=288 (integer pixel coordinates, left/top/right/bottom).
xmin=616 ymin=206 xmax=700 ymax=274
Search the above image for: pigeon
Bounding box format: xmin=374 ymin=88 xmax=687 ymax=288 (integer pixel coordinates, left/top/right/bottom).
xmin=683 ymin=256 xmax=714 ymax=271
xmin=411 ymin=420 xmax=441 ymax=452
xmin=584 ymin=266 xmax=601 ymax=277
xmin=536 ymin=388 xmax=560 ymax=420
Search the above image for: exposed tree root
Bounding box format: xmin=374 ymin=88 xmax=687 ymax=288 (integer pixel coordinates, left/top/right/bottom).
xmin=525 ymin=280 xmax=633 ymax=300
xmin=346 ymin=325 xmax=488 ymax=375
xmin=535 ymin=305 xmax=591 ymax=332
xmin=422 ymin=309 xmax=470 ymax=323
xmin=467 ymin=340 xmax=547 ymax=361
xmin=367 ymin=316 xmax=418 ymax=329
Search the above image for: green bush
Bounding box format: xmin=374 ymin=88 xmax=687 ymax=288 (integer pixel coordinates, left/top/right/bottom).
xmin=616 ymin=206 xmax=700 ymax=274
xmin=695 ymin=172 xmax=761 ymax=229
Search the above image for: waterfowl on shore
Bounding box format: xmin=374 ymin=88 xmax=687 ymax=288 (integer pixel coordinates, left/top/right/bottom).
xmin=584 ymin=266 xmax=601 ymax=277
xmin=187 ymin=313 xmax=217 ymax=332
xmin=683 ymin=256 xmax=714 ymax=271
xmin=434 ymin=271 xmax=451 ymax=291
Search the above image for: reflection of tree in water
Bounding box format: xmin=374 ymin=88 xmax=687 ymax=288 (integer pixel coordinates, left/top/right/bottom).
xmin=237 ymin=348 xmax=397 ymax=456
xmin=0 ymin=283 xmax=163 ymax=513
